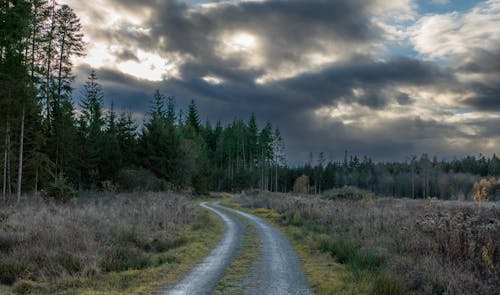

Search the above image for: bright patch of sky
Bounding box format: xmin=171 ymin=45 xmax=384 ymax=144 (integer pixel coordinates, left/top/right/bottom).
xmin=384 ymin=0 xmax=484 ymax=59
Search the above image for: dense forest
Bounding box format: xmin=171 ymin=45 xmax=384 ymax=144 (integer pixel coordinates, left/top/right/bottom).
xmin=1 ymin=0 xmax=499 ymax=201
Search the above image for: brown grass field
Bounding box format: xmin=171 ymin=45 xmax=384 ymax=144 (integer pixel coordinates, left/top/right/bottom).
xmin=236 ymin=193 xmax=499 ymax=294
xmin=0 ymin=192 xmax=222 ymax=294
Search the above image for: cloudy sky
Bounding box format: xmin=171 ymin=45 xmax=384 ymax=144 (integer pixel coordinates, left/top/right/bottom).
xmin=60 ymin=0 xmax=500 ymax=163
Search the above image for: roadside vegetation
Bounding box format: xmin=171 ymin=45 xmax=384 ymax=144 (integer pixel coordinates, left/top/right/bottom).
xmin=0 ymin=192 xmax=223 ymax=294
xmin=235 ymin=192 xmax=499 ymax=295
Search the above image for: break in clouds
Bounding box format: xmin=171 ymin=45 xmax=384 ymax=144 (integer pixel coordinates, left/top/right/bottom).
xmin=62 ymin=0 xmax=500 ymax=162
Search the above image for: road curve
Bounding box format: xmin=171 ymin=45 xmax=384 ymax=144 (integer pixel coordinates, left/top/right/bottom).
xmin=214 ymin=203 xmax=313 ymax=295
xmin=164 ymin=202 xmax=244 ymax=295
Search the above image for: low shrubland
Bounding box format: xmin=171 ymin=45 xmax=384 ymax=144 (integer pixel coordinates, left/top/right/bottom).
xmin=236 ymin=193 xmax=499 ymax=294
xmin=0 ymin=192 xmax=209 ymax=293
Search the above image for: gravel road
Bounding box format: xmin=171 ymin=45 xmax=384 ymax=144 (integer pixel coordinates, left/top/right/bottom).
xmin=164 ymin=202 xmax=244 ymax=295
xmin=165 ymin=202 xmax=312 ymax=295
xmin=214 ymin=203 xmax=312 ymax=295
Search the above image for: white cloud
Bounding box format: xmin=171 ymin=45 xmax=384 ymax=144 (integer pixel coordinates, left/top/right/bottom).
xmin=409 ymin=0 xmax=500 ymax=60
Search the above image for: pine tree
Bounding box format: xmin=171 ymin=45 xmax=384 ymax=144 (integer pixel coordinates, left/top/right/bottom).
xmin=78 ymin=70 xmax=104 ymax=187
xmin=185 ymin=100 xmax=201 ymax=135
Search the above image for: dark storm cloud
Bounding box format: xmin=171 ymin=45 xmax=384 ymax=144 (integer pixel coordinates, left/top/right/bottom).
xmin=279 ymin=56 xmax=454 ymax=108
xmin=115 ymin=49 xmax=140 ymax=63
xmin=463 ymin=86 xmax=500 ymax=111
xmin=69 ymin=0 xmax=500 ymax=162
xmin=456 ymin=49 xmax=500 ymax=111
xmin=150 ymin=0 xmax=377 ymax=48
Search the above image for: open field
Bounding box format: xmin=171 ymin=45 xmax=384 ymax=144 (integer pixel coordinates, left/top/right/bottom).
xmin=235 ymin=193 xmax=500 ymax=295
xmin=0 ymin=193 xmax=223 ymax=294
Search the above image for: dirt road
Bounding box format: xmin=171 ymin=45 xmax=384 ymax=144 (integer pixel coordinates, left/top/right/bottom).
xmin=164 ymin=202 xmax=312 ymax=295
xmin=164 ymin=202 xmax=244 ymax=295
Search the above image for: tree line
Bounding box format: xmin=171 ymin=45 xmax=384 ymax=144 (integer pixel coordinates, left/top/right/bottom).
xmin=1 ymin=0 xmax=83 ymax=201
xmin=2 ymin=0 xmax=498 ymax=201
xmin=284 ymin=152 xmax=500 ymax=200
xmin=0 ymin=0 xmax=286 ymax=199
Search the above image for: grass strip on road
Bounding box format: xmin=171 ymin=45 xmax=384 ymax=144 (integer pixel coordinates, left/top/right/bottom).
xmin=214 ymin=215 xmax=260 ymax=295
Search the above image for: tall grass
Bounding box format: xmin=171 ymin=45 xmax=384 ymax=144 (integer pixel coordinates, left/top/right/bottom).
xmin=0 ymin=192 xmax=195 ymax=287
xmin=237 ymin=193 xmax=500 ymax=294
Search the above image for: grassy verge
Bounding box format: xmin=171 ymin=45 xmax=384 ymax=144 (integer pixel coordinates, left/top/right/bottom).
xmin=52 ymin=208 xmax=223 ymax=295
xmin=214 ymin=217 xmax=260 ymax=295
xmin=223 ymin=200 xmax=403 ymax=295
xmin=0 ymin=194 xmax=224 ymax=295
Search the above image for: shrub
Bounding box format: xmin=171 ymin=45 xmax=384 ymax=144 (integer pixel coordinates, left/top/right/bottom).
xmin=116 ymin=169 xmax=170 ymax=192
xmin=192 ymin=209 xmax=214 ymax=230
xmin=282 ymin=212 xmax=304 ymax=226
xmin=0 ymin=259 xmax=27 ymax=285
xmin=12 ymin=280 xmax=44 ymax=295
xmin=0 ymin=232 xmax=18 ymax=252
xmin=293 ymin=175 xmax=309 ymax=193
xmin=473 ymin=177 xmax=500 ymax=202
xmin=318 ymin=236 xmax=358 ymax=265
xmin=43 ymin=177 xmax=76 ymax=202
xmin=101 ymin=246 xmax=151 ymax=272
xmin=101 ymin=180 xmax=117 ymax=194
xmin=372 ymin=274 xmax=406 ymax=295
xmin=322 ymin=186 xmax=374 ymax=200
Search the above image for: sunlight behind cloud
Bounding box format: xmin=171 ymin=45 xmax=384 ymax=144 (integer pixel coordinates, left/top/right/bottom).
xmin=82 ymin=42 xmax=117 ymax=68
xmin=203 ymin=75 xmax=224 ymax=85
xmin=117 ymin=51 xmax=176 ymax=82
xmin=229 ymin=33 xmax=257 ymax=51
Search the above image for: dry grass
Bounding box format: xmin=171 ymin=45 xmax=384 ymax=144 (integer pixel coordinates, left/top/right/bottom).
xmin=236 ymin=193 xmax=500 ymax=294
xmin=0 ymin=192 xmax=197 ymax=291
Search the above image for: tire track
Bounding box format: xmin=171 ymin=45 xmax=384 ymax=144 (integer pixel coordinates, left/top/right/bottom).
xmin=214 ymin=204 xmax=312 ymax=295
xmin=164 ymin=202 xmax=244 ymax=295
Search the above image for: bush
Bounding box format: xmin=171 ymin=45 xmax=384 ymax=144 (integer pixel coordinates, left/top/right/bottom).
xmin=473 ymin=177 xmax=500 ymax=202
xmin=293 ymin=175 xmax=309 ymax=193
xmin=0 ymin=259 xmax=27 ymax=285
xmin=101 ymin=246 xmax=151 ymax=272
xmin=43 ymin=177 xmax=76 ymax=202
xmin=12 ymin=280 xmax=44 ymax=295
xmin=318 ymin=236 xmax=358 ymax=264
xmin=116 ymin=169 xmax=171 ymax=192
xmin=0 ymin=232 xmax=18 ymax=252
xmin=372 ymin=274 xmax=406 ymax=295
xmin=322 ymin=186 xmax=375 ymax=200
xmin=144 ymin=237 xmax=187 ymax=253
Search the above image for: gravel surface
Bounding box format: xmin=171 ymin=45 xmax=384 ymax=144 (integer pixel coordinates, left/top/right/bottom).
xmin=163 ymin=202 xmax=244 ymax=295
xmin=215 ymin=204 xmax=313 ymax=295
xmin=165 ymin=202 xmax=312 ymax=295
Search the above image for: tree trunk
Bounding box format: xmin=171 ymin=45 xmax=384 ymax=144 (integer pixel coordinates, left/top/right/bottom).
xmin=17 ymin=108 xmax=25 ymax=203
xmin=35 ymin=167 xmax=38 ymax=195
xmin=45 ymin=0 xmax=56 ymax=122
xmin=2 ymin=122 xmax=9 ymax=201
xmin=275 ymin=164 xmax=278 ymax=192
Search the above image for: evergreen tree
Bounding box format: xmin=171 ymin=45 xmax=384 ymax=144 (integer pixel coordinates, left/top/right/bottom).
xmin=78 ymin=70 xmax=104 ymax=187
xmin=185 ymin=99 xmax=201 ymax=135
